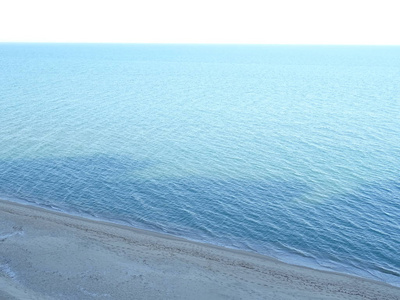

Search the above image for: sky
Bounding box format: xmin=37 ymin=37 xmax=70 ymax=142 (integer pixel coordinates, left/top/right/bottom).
xmin=0 ymin=0 xmax=399 ymax=45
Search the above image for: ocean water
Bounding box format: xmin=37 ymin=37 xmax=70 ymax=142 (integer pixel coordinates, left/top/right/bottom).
xmin=0 ymin=44 xmax=399 ymax=286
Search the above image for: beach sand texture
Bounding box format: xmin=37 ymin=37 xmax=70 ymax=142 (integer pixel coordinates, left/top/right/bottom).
xmin=0 ymin=199 xmax=399 ymax=300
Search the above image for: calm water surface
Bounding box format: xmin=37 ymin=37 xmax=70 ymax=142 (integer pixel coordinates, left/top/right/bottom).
xmin=0 ymin=44 xmax=399 ymax=286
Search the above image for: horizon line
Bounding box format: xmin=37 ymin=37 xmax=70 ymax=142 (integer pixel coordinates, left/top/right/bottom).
xmin=1 ymin=41 xmax=400 ymax=47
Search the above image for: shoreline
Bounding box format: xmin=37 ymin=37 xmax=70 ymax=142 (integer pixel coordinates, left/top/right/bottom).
xmin=2 ymin=197 xmax=397 ymax=286
xmin=1 ymin=198 xmax=399 ymax=299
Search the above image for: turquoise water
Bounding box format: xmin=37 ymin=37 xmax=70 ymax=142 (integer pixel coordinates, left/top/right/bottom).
xmin=0 ymin=44 xmax=399 ymax=286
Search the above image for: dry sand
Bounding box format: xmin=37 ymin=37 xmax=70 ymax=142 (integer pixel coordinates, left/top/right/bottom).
xmin=0 ymin=199 xmax=399 ymax=300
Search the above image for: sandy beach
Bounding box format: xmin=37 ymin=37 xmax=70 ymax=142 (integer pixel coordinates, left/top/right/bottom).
xmin=0 ymin=199 xmax=399 ymax=300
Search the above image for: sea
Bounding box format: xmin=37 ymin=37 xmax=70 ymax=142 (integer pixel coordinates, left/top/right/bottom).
xmin=0 ymin=44 xmax=399 ymax=286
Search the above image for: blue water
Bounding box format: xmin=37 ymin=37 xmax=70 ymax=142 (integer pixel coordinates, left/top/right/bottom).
xmin=1 ymin=44 xmax=399 ymax=286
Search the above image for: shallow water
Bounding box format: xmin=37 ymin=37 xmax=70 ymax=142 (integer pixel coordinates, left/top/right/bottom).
xmin=0 ymin=44 xmax=399 ymax=286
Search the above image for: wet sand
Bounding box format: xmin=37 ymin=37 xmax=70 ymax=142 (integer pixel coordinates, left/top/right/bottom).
xmin=1 ymin=199 xmax=399 ymax=299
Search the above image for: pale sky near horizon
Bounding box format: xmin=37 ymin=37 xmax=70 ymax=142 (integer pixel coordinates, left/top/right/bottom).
xmin=0 ymin=0 xmax=399 ymax=45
